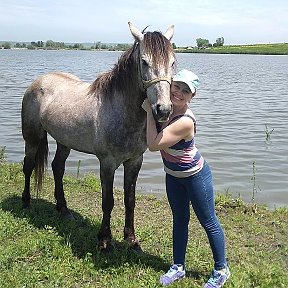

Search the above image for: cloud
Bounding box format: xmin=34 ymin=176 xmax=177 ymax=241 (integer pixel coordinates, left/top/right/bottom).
xmin=1 ymin=0 xmax=287 ymax=45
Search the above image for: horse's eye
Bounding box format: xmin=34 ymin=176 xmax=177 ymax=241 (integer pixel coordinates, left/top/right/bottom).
xmin=142 ymin=59 xmax=148 ymax=66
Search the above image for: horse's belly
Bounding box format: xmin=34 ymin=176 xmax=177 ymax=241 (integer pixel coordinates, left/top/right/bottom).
xmin=42 ymin=116 xmax=96 ymax=154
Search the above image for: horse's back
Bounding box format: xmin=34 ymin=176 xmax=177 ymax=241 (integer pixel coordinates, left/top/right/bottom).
xmin=26 ymin=71 xmax=85 ymax=94
xmin=22 ymin=72 xmax=91 ymax=125
xmin=23 ymin=72 xmax=87 ymax=104
xmin=22 ymin=72 xmax=97 ymax=152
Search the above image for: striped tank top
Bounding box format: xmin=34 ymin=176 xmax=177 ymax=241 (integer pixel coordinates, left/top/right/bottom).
xmin=157 ymin=114 xmax=204 ymax=178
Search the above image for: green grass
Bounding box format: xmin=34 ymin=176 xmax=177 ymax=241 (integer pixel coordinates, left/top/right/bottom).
xmin=176 ymin=43 xmax=288 ymax=55
xmin=0 ymin=160 xmax=287 ymax=287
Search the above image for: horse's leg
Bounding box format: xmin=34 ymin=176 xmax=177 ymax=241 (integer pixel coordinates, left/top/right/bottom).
xmin=51 ymin=142 xmax=73 ymax=219
xmin=22 ymin=142 xmax=38 ymax=208
xmin=98 ymin=158 xmax=117 ymax=251
xmin=123 ymin=155 xmax=143 ymax=252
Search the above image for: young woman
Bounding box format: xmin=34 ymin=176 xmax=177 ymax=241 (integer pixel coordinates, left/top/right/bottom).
xmin=142 ymin=69 xmax=230 ymax=288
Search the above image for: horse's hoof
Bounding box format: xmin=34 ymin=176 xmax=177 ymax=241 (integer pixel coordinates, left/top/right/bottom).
xmin=21 ymin=196 xmax=30 ymax=209
xmin=130 ymin=245 xmax=143 ymax=254
xmin=22 ymin=202 xmax=30 ymax=209
xmin=56 ymin=205 xmax=75 ymax=220
xmin=60 ymin=210 xmax=75 ymax=220
xmin=98 ymin=239 xmax=114 ymax=252
xmin=62 ymin=212 xmax=75 ymax=220
xmin=126 ymin=238 xmax=143 ymax=254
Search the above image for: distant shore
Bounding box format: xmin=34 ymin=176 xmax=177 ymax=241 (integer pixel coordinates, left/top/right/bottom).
xmin=175 ymin=43 xmax=288 ymax=55
xmin=1 ymin=42 xmax=288 ymax=55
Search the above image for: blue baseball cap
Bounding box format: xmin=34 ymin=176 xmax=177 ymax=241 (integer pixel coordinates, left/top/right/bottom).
xmin=173 ymin=69 xmax=200 ymax=93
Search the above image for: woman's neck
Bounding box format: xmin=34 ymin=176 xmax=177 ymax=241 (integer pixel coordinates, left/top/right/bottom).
xmin=171 ymin=103 xmax=189 ymax=117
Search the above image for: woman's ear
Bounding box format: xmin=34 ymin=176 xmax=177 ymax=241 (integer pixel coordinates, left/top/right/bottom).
xmin=189 ymin=92 xmax=196 ymax=103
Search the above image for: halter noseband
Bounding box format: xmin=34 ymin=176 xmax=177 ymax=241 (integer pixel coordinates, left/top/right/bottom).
xmin=142 ymin=76 xmax=171 ymax=90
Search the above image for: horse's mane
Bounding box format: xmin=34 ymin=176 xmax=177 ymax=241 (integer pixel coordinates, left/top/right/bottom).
xmin=89 ymin=30 xmax=174 ymax=96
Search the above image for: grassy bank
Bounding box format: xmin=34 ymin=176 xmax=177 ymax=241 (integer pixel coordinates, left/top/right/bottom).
xmin=0 ymin=160 xmax=287 ymax=287
xmin=176 ymin=43 xmax=288 ymax=55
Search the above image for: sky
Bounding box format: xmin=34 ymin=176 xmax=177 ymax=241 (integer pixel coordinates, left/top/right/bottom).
xmin=1 ymin=0 xmax=288 ymax=46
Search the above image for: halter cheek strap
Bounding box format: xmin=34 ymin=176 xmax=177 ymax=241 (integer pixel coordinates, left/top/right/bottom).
xmin=135 ymin=43 xmax=172 ymax=90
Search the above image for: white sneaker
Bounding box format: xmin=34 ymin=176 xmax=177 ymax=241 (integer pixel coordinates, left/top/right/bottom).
xmin=160 ymin=264 xmax=185 ymax=286
xmin=204 ymin=266 xmax=231 ymax=288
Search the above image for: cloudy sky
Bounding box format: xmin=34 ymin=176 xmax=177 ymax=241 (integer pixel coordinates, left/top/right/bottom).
xmin=1 ymin=0 xmax=288 ymax=46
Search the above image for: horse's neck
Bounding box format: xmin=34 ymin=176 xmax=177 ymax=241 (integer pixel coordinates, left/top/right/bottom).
xmin=96 ymin=49 xmax=147 ymax=121
xmin=115 ymin=61 xmax=146 ymax=113
xmin=123 ymin=85 xmax=146 ymax=120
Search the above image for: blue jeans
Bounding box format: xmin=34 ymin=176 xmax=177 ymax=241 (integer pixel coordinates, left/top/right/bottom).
xmin=165 ymin=161 xmax=227 ymax=270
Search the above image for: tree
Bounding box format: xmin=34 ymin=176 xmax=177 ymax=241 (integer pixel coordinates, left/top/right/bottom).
xmin=213 ymin=37 xmax=224 ymax=47
xmin=46 ymin=40 xmax=55 ymax=48
xmin=3 ymin=42 xmax=11 ymax=49
xmin=45 ymin=40 xmax=66 ymax=49
xmin=101 ymin=44 xmax=108 ymax=50
xmin=37 ymin=41 xmax=44 ymax=48
xmin=196 ymin=38 xmax=210 ymax=48
xmin=95 ymin=41 xmax=101 ymax=49
xmin=15 ymin=42 xmax=26 ymax=48
xmin=30 ymin=41 xmax=44 ymax=48
xmin=114 ymin=43 xmax=131 ymax=51
xmin=73 ymin=43 xmax=84 ymax=49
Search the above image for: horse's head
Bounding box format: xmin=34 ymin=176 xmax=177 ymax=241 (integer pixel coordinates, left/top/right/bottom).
xmin=129 ymin=22 xmax=175 ymax=122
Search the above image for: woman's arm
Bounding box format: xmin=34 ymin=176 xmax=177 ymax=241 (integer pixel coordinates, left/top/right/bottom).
xmin=142 ymin=99 xmax=194 ymax=151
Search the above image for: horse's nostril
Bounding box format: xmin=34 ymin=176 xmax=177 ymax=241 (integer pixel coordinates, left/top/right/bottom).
xmin=156 ymin=104 xmax=161 ymax=115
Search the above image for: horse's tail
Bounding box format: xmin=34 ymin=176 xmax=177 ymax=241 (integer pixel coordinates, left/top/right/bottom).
xmin=34 ymin=132 xmax=48 ymax=193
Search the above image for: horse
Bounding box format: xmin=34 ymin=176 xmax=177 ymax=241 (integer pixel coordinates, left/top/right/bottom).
xmin=21 ymin=22 xmax=175 ymax=251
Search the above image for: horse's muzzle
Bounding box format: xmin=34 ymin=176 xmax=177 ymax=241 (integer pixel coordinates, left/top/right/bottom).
xmin=153 ymin=103 xmax=173 ymax=122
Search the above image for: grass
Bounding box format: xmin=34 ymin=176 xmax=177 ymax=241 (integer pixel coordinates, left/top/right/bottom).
xmin=176 ymin=43 xmax=288 ymax=55
xmin=0 ymin=159 xmax=287 ymax=287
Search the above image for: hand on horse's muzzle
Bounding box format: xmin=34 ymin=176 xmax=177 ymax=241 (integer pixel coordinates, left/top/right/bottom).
xmin=141 ymin=99 xmax=151 ymax=113
xmin=142 ymin=99 xmax=172 ymax=122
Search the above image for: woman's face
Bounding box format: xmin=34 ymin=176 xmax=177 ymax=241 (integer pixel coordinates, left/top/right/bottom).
xmin=170 ymin=81 xmax=193 ymax=105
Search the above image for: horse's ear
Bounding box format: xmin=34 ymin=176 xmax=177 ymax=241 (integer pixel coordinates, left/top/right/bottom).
xmin=128 ymin=22 xmax=144 ymax=42
xmin=164 ymin=25 xmax=174 ymax=41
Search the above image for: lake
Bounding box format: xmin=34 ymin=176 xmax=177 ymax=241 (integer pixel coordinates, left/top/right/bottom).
xmin=0 ymin=49 xmax=287 ymax=209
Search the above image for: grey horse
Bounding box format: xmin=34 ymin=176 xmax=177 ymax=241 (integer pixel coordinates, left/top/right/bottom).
xmin=21 ymin=22 xmax=175 ymax=251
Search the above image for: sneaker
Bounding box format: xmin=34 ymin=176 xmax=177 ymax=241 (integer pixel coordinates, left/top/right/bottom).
xmin=160 ymin=264 xmax=185 ymax=286
xmin=204 ymin=266 xmax=230 ymax=288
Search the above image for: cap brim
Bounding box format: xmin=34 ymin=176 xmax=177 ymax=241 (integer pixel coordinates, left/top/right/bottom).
xmin=173 ymin=77 xmax=196 ymax=93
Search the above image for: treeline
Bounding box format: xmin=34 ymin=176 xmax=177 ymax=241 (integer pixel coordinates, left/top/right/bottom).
xmin=0 ymin=40 xmax=132 ymax=51
xmin=196 ymin=37 xmax=224 ymax=48
xmin=1 ymin=36 xmax=225 ymax=51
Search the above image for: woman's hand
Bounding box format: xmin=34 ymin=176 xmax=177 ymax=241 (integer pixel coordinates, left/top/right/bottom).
xmin=141 ymin=99 xmax=152 ymax=113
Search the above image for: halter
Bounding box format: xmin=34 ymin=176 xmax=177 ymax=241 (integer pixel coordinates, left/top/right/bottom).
xmin=134 ymin=42 xmax=172 ymax=91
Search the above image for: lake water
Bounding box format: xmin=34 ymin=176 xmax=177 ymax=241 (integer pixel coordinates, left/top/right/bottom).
xmin=0 ymin=49 xmax=287 ymax=209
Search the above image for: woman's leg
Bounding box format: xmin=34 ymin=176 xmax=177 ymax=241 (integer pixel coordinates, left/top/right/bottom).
xmin=184 ymin=162 xmax=227 ymax=270
xmin=166 ymin=174 xmax=190 ymax=266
